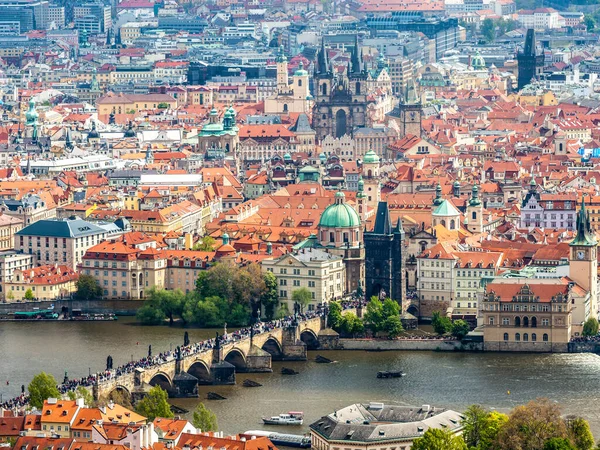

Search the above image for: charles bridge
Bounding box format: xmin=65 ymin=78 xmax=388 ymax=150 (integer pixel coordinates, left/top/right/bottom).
xmin=92 ymin=313 xmax=346 ymax=401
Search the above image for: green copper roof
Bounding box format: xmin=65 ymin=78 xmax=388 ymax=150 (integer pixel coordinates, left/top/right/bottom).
xmin=469 ymin=184 xmax=482 ymax=207
xmin=432 ymin=199 xmax=460 ymax=217
xmin=319 ymin=192 xmax=360 ymax=228
xmin=571 ymin=198 xmax=597 ymax=247
xmin=294 ymin=61 xmax=308 ymax=76
xmin=293 ymin=233 xmax=321 ymax=250
xmin=299 ymin=165 xmax=319 ymax=173
xmin=363 ymin=150 xmax=379 ymax=164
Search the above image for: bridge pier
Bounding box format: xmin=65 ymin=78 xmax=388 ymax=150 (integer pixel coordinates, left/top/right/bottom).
xmin=281 ymin=326 xmax=307 ymax=361
xmin=245 ymin=346 xmax=272 ymax=372
xmin=318 ymin=329 xmax=340 ymax=349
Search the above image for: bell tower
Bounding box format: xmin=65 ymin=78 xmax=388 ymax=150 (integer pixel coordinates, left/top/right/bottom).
xmin=569 ymin=197 xmax=598 ymax=319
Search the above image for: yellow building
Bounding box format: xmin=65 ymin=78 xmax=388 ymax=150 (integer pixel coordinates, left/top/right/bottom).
xmin=96 ymin=92 xmax=177 ymax=115
xmin=40 ymin=399 xmax=82 ymax=438
xmin=6 ymin=265 xmax=78 ymax=302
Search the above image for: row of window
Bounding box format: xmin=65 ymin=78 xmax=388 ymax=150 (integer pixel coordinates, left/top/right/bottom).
xmin=504 ymin=332 xmax=548 ymax=342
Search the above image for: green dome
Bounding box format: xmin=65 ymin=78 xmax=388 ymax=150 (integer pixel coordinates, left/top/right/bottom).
xmin=319 ymin=152 xmax=327 ymax=160
xmin=284 ymin=152 xmax=292 ymax=160
xmin=363 ymin=150 xmax=379 ymax=164
xmin=299 ymin=165 xmax=319 ymax=173
xmin=294 ymin=61 xmax=308 ymax=76
xmin=472 ymin=51 xmax=486 ymax=70
xmin=319 ymin=192 xmax=360 ymax=228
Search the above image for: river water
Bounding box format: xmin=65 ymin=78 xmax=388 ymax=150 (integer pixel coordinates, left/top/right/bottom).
xmin=2 ymin=319 xmax=600 ymax=436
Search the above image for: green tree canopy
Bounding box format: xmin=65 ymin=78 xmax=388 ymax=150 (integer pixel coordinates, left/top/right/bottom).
xmin=193 ymin=236 xmax=216 ymax=251
xmin=67 ymin=386 xmax=94 ymax=407
xmin=292 ymin=287 xmax=312 ymax=312
xmin=494 ymin=398 xmax=568 ymax=450
xmin=76 ymin=274 xmax=102 ymax=300
xmin=24 ymin=288 xmax=34 ymax=300
xmin=567 ymin=417 xmax=594 ymax=450
xmin=135 ymin=386 xmax=173 ymax=421
xmin=582 ymin=318 xmax=599 ymax=337
xmin=192 ymin=402 xmax=218 ymax=431
xmin=543 ymin=438 xmax=576 ymax=450
xmin=328 ymin=301 xmax=343 ymax=330
xmin=452 ymin=319 xmax=471 ymax=339
xmin=340 ymin=312 xmax=364 ymax=336
xmin=463 ymin=405 xmax=508 ymax=450
xmin=481 ymin=18 xmax=495 ymax=43
xmin=261 ymin=271 xmax=278 ymax=320
xmin=28 ymin=372 xmax=60 ymax=409
xmin=364 ymin=297 xmax=384 ymax=332
xmin=432 ymin=311 xmax=452 ymax=334
xmin=412 ymin=428 xmax=467 ymax=450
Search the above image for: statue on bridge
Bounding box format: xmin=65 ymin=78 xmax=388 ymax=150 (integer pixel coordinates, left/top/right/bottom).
xmin=215 ymin=331 xmax=220 ymax=351
xmin=148 ymin=345 xmax=152 ymax=358
xmin=184 ymin=331 xmax=190 ymax=347
xmin=106 ymin=355 xmax=113 ymax=370
xmin=176 ymin=345 xmax=182 ymax=361
xmin=63 ymin=371 xmax=68 ymax=384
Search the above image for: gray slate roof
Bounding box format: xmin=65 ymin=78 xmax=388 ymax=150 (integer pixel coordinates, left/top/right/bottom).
xmin=16 ymin=218 xmax=108 ymax=238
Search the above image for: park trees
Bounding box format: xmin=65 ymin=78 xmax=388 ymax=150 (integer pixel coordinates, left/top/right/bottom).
xmin=192 ymin=402 xmax=218 ymax=431
xmin=28 ymin=372 xmax=60 ymax=408
xmin=291 ymin=287 xmax=312 ymax=312
xmin=432 ymin=311 xmax=452 ymax=334
xmin=193 ymin=236 xmax=216 ymax=251
xmin=412 ymin=428 xmax=467 ymax=450
xmin=75 ymin=274 xmax=102 ymax=300
xmin=582 ymin=318 xmax=599 ymax=337
xmin=24 ymin=288 xmax=34 ymax=300
xmin=363 ymin=297 xmax=403 ymax=336
xmin=135 ymin=386 xmax=173 ymax=421
xmin=261 ymin=271 xmax=279 ymax=320
xmin=462 ymin=405 xmax=508 ymax=450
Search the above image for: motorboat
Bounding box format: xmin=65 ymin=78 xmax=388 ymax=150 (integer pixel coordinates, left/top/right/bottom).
xmin=262 ymin=412 xmax=304 ymax=425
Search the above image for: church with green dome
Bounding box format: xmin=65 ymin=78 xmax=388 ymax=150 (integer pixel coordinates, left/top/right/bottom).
xmin=196 ymin=106 xmax=239 ymax=155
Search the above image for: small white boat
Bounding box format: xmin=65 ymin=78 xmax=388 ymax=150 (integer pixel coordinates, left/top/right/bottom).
xmin=262 ymin=412 xmax=304 ymax=425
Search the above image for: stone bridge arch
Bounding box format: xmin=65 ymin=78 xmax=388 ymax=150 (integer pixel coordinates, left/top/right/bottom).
xmin=300 ymin=329 xmax=320 ymax=350
xmin=105 ymin=385 xmax=131 ymax=401
xmin=224 ymin=348 xmax=247 ymax=372
xmin=148 ymin=372 xmax=173 ymax=392
xmin=187 ymin=360 xmax=212 ymax=385
xmin=407 ymin=303 xmax=419 ymax=317
xmin=261 ymin=336 xmax=284 ymax=360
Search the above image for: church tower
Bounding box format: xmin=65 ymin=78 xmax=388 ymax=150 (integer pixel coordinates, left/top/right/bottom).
xmin=465 ymin=184 xmax=483 ymax=233
xmin=362 ymin=150 xmax=381 ymax=209
xmin=276 ymin=45 xmax=290 ymax=94
xmin=364 ymin=201 xmax=405 ymax=302
xmin=569 ymin=198 xmax=598 ymax=319
xmin=387 ymin=77 xmax=422 ymax=138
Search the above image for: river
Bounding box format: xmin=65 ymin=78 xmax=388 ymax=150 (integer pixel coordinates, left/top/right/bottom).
xmin=2 ymin=318 xmax=600 ymax=436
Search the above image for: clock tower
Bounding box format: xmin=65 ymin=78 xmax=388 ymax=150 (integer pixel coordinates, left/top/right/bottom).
xmin=569 ymin=198 xmax=598 ymax=319
xmin=386 ymin=77 xmax=422 ymax=138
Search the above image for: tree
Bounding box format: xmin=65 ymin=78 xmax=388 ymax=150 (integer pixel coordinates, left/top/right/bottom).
xmin=543 ymin=438 xmax=576 ymax=450
xmin=494 ymin=398 xmax=568 ymax=450
xmin=76 ymin=274 xmax=102 ymax=300
xmin=382 ymin=315 xmax=403 ymax=338
xmin=292 ymin=287 xmax=312 ymax=312
xmin=364 ymin=297 xmax=384 ymax=332
xmin=328 ymin=301 xmax=343 ymax=330
xmin=567 ymin=417 xmax=594 ymax=450
xmin=135 ymin=386 xmax=173 ymax=421
xmin=157 ymin=102 xmax=169 ymax=109
xmin=67 ymin=386 xmax=94 ymax=406
xmin=28 ymin=372 xmax=60 ymax=408
xmin=582 ymin=318 xmax=599 ymax=337
xmin=261 ymin=271 xmax=279 ymax=320
xmin=6 ymin=290 xmax=14 ymax=301
xmin=463 ymin=405 xmax=508 ymax=450
xmin=584 ymin=14 xmax=596 ymax=32
xmin=412 ymin=428 xmax=467 ymax=450
xmin=432 ymin=311 xmax=452 ymax=334
xmin=481 ymin=18 xmax=495 ymax=43
xmin=136 ymin=296 xmax=167 ymax=325
xmin=192 ymin=402 xmax=218 ymax=431
xmin=452 ymin=319 xmax=471 ymax=339
xmin=340 ymin=313 xmax=364 ymax=336
xmin=193 ymin=236 xmax=216 ymax=251
xmin=24 ymin=288 xmax=34 ymax=300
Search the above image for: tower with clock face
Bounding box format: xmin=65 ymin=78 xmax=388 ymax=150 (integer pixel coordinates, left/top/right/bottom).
xmin=569 ymin=198 xmax=598 ymax=319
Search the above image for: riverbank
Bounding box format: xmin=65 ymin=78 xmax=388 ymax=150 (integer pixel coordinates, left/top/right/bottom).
xmin=338 ymin=338 xmax=483 ymax=351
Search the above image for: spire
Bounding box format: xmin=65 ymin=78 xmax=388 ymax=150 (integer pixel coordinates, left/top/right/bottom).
xmin=276 ymin=44 xmax=287 ymax=63
xmin=432 ymin=183 xmax=443 ymax=206
xmin=145 ymin=143 xmax=153 ymax=164
xmin=317 ymin=40 xmax=329 ymax=75
xmin=571 ymin=197 xmax=597 ymax=247
xmin=372 ymin=201 xmax=392 ymax=235
xmin=404 ymin=75 xmax=419 ymax=104
xmin=469 ymin=184 xmax=481 ymax=207
xmin=65 ymin=126 xmax=73 ymax=150
xmin=393 ymin=217 xmax=404 ymax=234
xmin=351 ymin=35 xmax=361 ymax=74
xmin=90 ymin=68 xmax=100 ymax=92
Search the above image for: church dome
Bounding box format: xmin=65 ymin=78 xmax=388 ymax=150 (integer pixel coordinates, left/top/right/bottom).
xmin=88 ymin=121 xmax=99 ymax=140
xmin=284 ymin=152 xmax=292 ymax=160
xmin=363 ymin=150 xmax=380 ymax=164
xmin=299 ymin=165 xmax=319 ymax=174
xmin=319 ymin=191 xmax=360 ymax=228
xmin=472 ymin=51 xmax=486 ymax=70
xmin=294 ymin=61 xmax=308 ymax=76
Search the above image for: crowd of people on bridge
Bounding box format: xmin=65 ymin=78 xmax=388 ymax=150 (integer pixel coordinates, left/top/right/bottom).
xmin=0 ymin=302 xmax=361 ymax=411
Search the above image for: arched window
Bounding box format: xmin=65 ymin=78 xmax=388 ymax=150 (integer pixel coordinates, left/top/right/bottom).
xmin=523 ymin=333 xmax=528 ymax=342
xmin=472 ymin=211 xmax=477 ymax=220
xmin=343 ymin=232 xmax=349 ymax=243
xmin=543 ymin=333 xmax=549 ymax=342
xmin=283 ymin=104 xmax=288 ymax=113
xmin=298 ymin=79 xmax=302 ymax=87
xmin=523 ymin=316 xmax=529 ymax=327
xmin=329 ymin=232 xmax=334 ymax=242
xmin=532 ymin=333 xmax=537 ymax=342
xmin=515 ymin=317 xmax=521 ymax=327
xmin=531 ymin=316 xmax=537 ymax=328
xmin=322 ymin=83 xmax=327 ymax=95
xmin=503 ymin=333 xmax=508 ymax=341
xmin=515 ymin=333 xmax=520 ymax=341
xmin=450 ymin=219 xmax=455 ymax=229
xmin=441 ymin=220 xmax=446 ymax=227
xmin=356 ymin=82 xmax=361 ymax=95
xmin=368 ymin=169 xmax=372 ymax=177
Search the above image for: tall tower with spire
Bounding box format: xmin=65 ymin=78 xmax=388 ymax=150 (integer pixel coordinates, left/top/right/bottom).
xmin=364 ymin=201 xmax=405 ymax=302
xmin=569 ymin=197 xmax=598 ymax=320
xmin=387 ymin=75 xmax=422 ymax=138
xmin=465 ymin=184 xmax=483 ymax=233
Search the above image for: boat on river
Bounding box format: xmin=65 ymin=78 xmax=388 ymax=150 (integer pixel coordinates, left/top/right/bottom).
xmin=262 ymin=412 xmax=304 ymax=425
xmin=377 ymin=370 xmax=405 ymax=378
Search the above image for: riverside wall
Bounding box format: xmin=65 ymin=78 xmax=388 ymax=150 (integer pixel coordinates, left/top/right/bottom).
xmin=0 ymin=299 xmax=145 ymax=316
xmin=338 ymin=338 xmax=483 ymax=351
